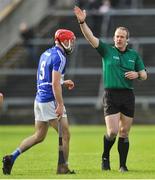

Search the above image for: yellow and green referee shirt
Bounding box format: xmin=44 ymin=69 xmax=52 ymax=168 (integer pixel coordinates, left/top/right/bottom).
xmin=96 ymin=40 xmax=145 ymax=89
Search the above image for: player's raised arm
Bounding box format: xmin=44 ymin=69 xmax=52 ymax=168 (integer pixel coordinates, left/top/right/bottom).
xmin=74 ymin=6 xmax=99 ymax=48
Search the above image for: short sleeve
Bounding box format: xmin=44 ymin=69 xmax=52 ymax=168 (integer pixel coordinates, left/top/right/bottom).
xmin=53 ymin=51 xmax=66 ymax=74
xmin=135 ymin=52 xmax=145 ymax=72
xmin=96 ymin=39 xmax=110 ymax=57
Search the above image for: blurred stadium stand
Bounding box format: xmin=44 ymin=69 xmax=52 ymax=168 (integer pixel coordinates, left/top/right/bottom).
xmin=0 ymin=0 xmax=155 ymax=124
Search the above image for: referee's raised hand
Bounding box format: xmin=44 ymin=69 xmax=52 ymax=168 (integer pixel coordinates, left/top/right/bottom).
xmin=74 ymin=6 xmax=86 ymax=24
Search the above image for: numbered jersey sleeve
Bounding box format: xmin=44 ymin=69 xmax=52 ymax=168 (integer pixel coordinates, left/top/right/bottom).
xmin=53 ymin=49 xmax=66 ymax=74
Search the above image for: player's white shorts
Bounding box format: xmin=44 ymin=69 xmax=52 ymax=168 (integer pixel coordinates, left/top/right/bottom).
xmin=34 ymin=100 xmax=67 ymax=122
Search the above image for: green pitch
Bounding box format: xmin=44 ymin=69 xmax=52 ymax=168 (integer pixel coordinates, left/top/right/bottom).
xmin=0 ymin=125 xmax=155 ymax=179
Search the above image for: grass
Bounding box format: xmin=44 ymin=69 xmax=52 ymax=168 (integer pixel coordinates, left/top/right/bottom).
xmin=0 ymin=125 xmax=155 ymax=179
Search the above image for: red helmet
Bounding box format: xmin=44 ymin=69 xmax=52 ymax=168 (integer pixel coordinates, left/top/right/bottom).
xmin=54 ymin=29 xmax=76 ymax=54
xmin=55 ymin=29 xmax=75 ymax=43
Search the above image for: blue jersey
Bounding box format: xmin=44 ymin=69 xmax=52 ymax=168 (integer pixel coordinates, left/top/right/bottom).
xmin=35 ymin=46 xmax=66 ymax=102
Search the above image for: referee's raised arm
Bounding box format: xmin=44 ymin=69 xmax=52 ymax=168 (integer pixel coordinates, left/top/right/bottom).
xmin=74 ymin=6 xmax=99 ymax=48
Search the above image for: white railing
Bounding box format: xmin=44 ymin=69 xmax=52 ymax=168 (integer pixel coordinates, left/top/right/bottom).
xmin=1 ymin=65 xmax=155 ymax=112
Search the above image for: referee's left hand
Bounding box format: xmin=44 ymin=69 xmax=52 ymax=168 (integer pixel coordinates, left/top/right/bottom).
xmin=125 ymin=71 xmax=139 ymax=79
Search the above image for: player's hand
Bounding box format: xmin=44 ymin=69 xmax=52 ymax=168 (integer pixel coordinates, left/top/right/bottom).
xmin=55 ymin=104 xmax=64 ymax=117
xmin=64 ymin=80 xmax=75 ymax=90
xmin=125 ymin=71 xmax=139 ymax=79
xmin=74 ymin=6 xmax=86 ymax=23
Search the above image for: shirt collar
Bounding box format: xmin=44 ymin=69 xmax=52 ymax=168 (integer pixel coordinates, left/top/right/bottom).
xmin=55 ymin=45 xmax=66 ymax=56
xmin=114 ymin=46 xmax=128 ymax=54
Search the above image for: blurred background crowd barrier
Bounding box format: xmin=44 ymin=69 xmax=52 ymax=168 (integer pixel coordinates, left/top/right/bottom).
xmin=0 ymin=0 xmax=155 ymax=124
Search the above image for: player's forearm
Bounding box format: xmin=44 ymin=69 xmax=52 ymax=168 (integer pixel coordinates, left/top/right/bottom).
xmin=138 ymin=70 xmax=147 ymax=80
xmin=80 ymin=22 xmax=99 ymax=48
xmin=52 ymin=83 xmax=64 ymax=105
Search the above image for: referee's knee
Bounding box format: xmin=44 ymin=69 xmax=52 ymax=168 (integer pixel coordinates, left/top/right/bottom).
xmin=119 ymin=127 xmax=129 ymax=137
xmin=107 ymin=131 xmax=117 ymax=140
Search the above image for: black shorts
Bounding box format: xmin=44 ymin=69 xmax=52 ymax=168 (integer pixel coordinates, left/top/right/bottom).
xmin=103 ymin=89 xmax=135 ymax=118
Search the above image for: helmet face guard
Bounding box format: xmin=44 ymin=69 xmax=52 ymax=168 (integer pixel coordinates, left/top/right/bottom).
xmin=55 ymin=29 xmax=76 ymax=54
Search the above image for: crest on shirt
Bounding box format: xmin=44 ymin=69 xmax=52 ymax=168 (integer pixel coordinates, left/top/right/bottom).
xmin=113 ymin=56 xmax=120 ymax=60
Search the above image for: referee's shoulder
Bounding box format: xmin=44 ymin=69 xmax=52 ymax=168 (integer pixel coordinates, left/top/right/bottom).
xmin=127 ymin=47 xmax=139 ymax=54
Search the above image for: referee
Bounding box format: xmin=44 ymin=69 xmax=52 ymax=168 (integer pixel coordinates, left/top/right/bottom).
xmin=74 ymin=6 xmax=147 ymax=172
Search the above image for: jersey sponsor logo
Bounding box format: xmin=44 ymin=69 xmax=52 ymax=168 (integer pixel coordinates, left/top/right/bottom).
xmin=37 ymin=89 xmax=47 ymax=93
xmin=113 ymin=56 xmax=120 ymax=60
xmin=38 ymin=82 xmax=52 ymax=87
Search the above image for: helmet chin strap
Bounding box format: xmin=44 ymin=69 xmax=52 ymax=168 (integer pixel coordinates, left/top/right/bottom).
xmin=58 ymin=39 xmax=73 ymax=55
